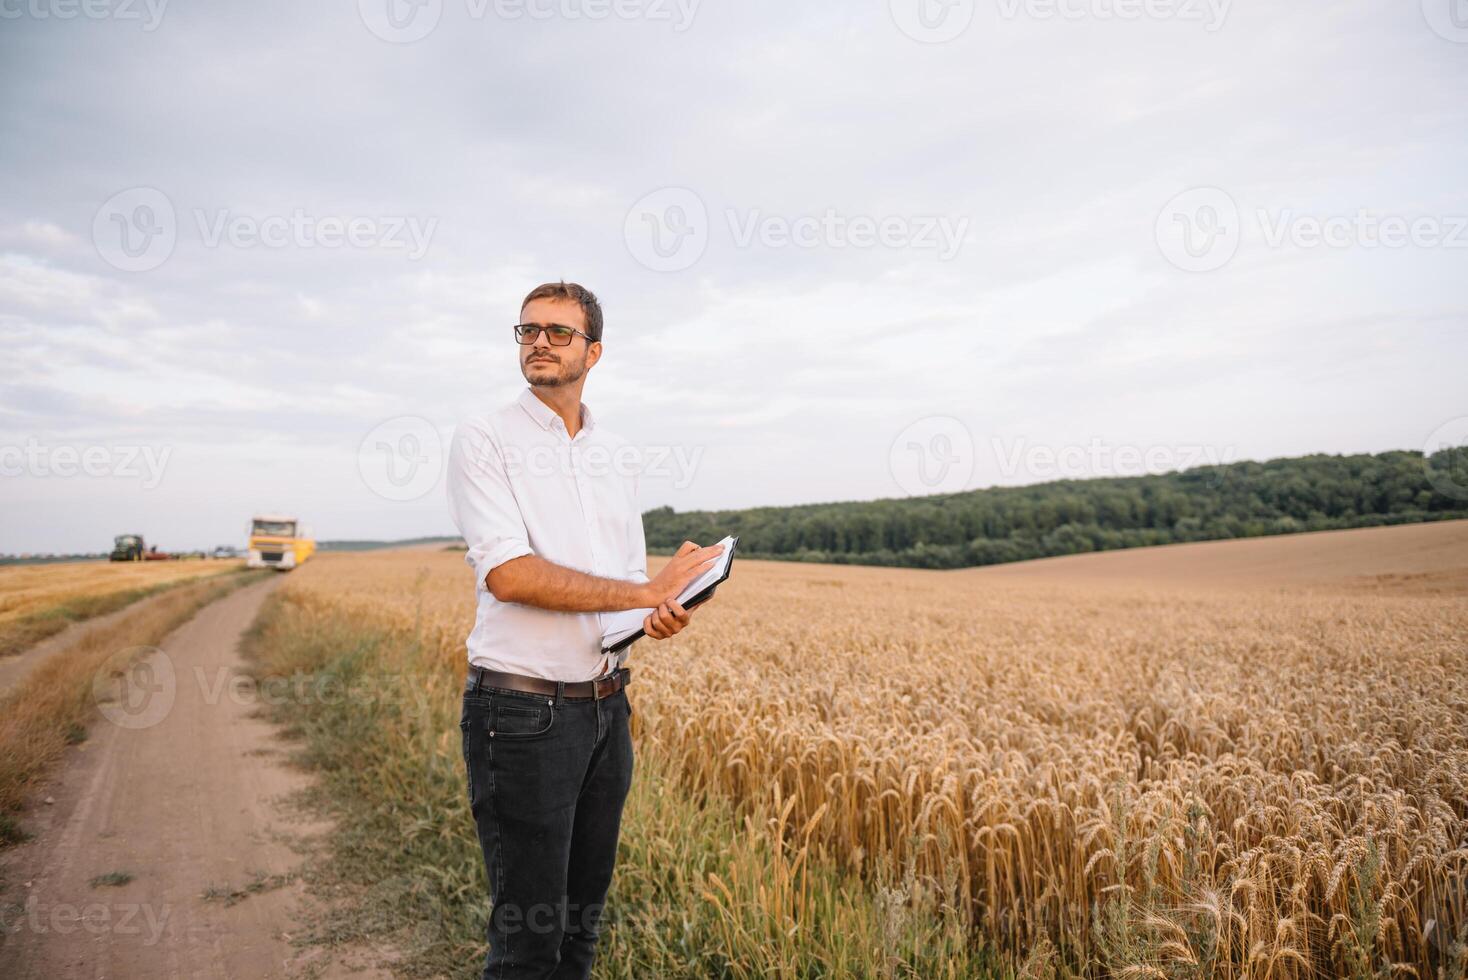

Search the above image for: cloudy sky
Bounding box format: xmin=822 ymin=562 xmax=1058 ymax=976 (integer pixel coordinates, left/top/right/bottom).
xmin=1 ymin=0 xmax=1465 ymax=554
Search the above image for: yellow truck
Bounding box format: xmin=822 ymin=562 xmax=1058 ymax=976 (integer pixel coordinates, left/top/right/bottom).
xmin=246 ymin=514 xmax=315 ymax=571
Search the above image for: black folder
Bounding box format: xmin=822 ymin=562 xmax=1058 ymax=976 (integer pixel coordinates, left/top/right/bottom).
xmin=601 ymin=535 xmax=739 ymax=655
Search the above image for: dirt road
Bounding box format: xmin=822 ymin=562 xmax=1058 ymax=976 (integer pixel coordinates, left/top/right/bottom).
xmin=0 ymin=576 xmax=383 ymax=979
xmin=0 ymin=591 xmax=177 ymax=697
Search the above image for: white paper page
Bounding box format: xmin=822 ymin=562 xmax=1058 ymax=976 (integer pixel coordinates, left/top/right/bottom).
xmin=601 ymin=535 xmax=736 ymax=647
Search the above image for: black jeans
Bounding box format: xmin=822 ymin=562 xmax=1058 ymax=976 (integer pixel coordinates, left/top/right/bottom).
xmin=460 ymin=680 xmax=634 ymax=980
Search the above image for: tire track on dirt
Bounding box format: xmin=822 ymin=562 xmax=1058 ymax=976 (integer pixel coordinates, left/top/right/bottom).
xmin=0 ymin=576 xmax=390 ymax=979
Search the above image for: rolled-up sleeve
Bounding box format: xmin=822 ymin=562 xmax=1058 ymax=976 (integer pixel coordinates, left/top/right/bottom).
xmin=446 ymin=419 xmax=533 ymax=592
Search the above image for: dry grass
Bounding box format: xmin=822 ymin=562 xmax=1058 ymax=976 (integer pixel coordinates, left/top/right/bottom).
xmin=268 ymin=524 xmax=1468 ymax=978
xmin=0 ymin=569 xmax=263 ymax=837
xmin=0 ymin=559 xmax=244 ymax=657
xmin=242 ymin=580 xmax=992 ymax=977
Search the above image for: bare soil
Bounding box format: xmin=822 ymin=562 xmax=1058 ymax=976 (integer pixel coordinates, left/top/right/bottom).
xmin=0 ymin=576 xmax=388 ymax=979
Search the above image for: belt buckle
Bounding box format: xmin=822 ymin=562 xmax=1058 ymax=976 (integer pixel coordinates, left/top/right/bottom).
xmin=592 ymin=668 xmax=619 ymax=700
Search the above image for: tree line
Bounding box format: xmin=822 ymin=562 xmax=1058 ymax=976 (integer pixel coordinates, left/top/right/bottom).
xmin=641 ymin=448 xmax=1468 ymax=569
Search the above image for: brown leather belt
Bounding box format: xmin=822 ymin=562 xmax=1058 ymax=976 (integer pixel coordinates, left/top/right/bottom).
xmin=465 ymin=665 xmax=630 ymax=701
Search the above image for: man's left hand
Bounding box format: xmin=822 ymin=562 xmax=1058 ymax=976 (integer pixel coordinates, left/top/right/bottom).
xmin=643 ymin=597 xmax=700 ymax=640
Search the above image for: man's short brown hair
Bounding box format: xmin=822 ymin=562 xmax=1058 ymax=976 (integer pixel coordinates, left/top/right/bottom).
xmin=521 ymin=281 xmax=603 ymax=343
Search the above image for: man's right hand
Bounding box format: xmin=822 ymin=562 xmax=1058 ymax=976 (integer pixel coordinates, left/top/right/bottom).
xmin=643 ymin=540 xmax=724 ymax=606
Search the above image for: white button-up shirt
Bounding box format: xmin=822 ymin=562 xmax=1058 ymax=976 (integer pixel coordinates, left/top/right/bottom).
xmin=446 ymin=388 xmax=649 ymax=681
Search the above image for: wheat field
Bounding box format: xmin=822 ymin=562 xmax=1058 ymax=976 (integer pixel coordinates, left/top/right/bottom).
xmin=0 ymin=559 xmax=245 ymax=658
xmin=0 ymin=559 xmax=240 ymax=627
xmin=271 ymin=522 xmax=1468 ymax=978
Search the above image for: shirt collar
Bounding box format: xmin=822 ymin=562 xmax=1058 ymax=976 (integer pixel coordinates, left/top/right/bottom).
xmin=517 ymin=388 xmax=596 ymax=433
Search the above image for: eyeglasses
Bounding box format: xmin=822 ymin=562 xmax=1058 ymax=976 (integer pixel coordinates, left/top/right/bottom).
xmin=513 ymin=322 xmax=595 ymax=347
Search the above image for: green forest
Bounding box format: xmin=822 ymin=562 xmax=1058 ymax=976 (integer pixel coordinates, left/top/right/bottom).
xmin=642 ymin=448 xmax=1468 ymax=569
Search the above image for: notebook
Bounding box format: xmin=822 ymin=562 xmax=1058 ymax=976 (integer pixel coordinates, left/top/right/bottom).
xmin=600 ymin=535 xmax=739 ymax=654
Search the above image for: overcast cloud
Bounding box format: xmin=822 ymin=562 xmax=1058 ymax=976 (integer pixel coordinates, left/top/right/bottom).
xmin=1 ymin=0 xmax=1465 ymax=554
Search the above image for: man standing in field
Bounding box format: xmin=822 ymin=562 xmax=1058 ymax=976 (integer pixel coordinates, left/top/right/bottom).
xmin=446 ymin=280 xmax=723 ymax=980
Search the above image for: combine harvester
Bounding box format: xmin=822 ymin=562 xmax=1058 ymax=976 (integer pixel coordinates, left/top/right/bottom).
xmin=108 ymin=534 xmax=175 ymax=561
xmin=109 ymin=533 xmax=145 ymax=561
xmin=246 ymin=514 xmax=315 ymax=571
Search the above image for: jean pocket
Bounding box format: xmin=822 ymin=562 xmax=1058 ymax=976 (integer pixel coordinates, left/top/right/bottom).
xmin=489 ymin=696 xmax=556 ymax=739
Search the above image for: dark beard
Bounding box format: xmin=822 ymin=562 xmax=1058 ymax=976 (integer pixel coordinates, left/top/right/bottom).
xmin=523 ymin=353 xmax=587 ymax=387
